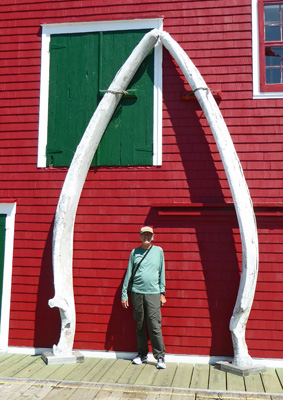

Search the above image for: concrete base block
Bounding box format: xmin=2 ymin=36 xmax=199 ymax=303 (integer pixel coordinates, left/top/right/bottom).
xmin=41 ymin=351 xmax=84 ymax=365
xmin=214 ymin=360 xmax=266 ymax=376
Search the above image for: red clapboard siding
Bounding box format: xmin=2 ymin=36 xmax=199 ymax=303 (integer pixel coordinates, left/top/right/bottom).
xmin=1 ymin=0 xmax=283 ymax=360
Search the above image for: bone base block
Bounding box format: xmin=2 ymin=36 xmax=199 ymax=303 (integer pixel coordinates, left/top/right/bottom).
xmin=41 ymin=351 xmax=84 ymax=365
xmin=215 ymin=361 xmax=266 ymax=376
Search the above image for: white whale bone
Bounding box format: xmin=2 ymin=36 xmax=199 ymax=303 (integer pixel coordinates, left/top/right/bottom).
xmin=159 ymin=31 xmax=258 ymax=367
xmin=50 ymin=29 xmax=258 ymax=367
xmin=49 ymin=29 xmax=160 ymax=356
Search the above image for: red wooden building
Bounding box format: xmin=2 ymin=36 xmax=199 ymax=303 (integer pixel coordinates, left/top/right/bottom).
xmin=1 ymin=0 xmax=283 ymax=364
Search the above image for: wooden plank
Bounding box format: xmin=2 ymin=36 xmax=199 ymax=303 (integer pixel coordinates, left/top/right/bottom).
xmin=244 ymin=373 xmax=265 ymax=393
xmin=171 ymin=363 xmax=193 ymax=388
xmin=152 ymin=362 xmax=177 ymax=387
xmin=98 ymin=359 xmax=130 ymax=383
xmin=13 ymin=356 xmax=46 ymax=378
xmin=82 ymin=358 xmax=116 ymax=382
xmin=48 ymin=382 xmax=100 ymax=400
xmin=117 ymin=361 xmax=146 ymax=385
xmin=42 ymin=382 xmax=76 ymax=400
xmin=134 ymin=363 xmax=159 ymax=386
xmin=0 ymin=380 xmax=33 ymax=399
xmin=0 ymin=357 xmax=277 ymax=399
xmin=208 ymin=365 xmax=226 ymax=391
xmin=0 ymin=355 xmax=36 ymax=377
xmin=226 ymin=371 xmax=245 ymax=392
xmin=27 ymin=363 xmax=63 ymax=380
xmin=261 ymin=367 xmax=283 ymax=394
xmin=145 ymin=386 xmax=173 ymax=400
xmin=0 ymin=354 xmax=16 ymax=375
xmin=43 ymin=363 xmax=81 ymax=381
xmin=89 ymin=383 xmax=126 ymax=399
xmin=64 ymin=358 xmax=101 ymax=381
xmin=112 ymin=385 xmax=143 ymax=400
xmin=0 ymin=354 xmax=27 ymax=374
xmin=190 ymin=364 xmax=209 ymax=390
xmin=171 ymin=388 xmax=195 ymax=400
xmin=10 ymin=380 xmax=55 ymax=399
xmin=67 ymin=382 xmax=101 ymax=400
xmin=275 ymin=368 xmax=283 ymax=390
xmin=0 ymin=354 xmax=14 ymax=364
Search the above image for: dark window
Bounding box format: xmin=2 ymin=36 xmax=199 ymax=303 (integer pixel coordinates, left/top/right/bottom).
xmin=259 ymin=0 xmax=283 ymax=91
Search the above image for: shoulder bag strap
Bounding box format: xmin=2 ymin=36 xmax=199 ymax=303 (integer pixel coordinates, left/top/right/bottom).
xmin=131 ymin=245 xmax=152 ymax=280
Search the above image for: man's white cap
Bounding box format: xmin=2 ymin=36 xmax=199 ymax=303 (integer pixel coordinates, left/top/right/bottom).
xmin=140 ymin=226 xmax=154 ymax=234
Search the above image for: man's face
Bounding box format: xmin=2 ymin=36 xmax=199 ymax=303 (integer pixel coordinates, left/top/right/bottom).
xmin=140 ymin=232 xmax=153 ymax=246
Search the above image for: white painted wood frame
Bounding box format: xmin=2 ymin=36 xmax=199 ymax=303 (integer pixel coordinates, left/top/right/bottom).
xmin=252 ymin=0 xmax=283 ymax=98
xmin=0 ymin=203 xmax=16 ymax=351
xmin=38 ymin=18 xmax=163 ymax=168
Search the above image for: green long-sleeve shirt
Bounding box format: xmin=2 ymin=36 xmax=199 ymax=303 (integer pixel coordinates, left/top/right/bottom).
xmin=121 ymin=245 xmax=165 ymax=301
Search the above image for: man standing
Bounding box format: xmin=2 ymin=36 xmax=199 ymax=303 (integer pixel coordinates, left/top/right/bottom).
xmin=121 ymin=226 xmax=166 ymax=369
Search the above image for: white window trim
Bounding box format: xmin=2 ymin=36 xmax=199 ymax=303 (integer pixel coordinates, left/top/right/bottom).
xmin=38 ymin=18 xmax=163 ymax=168
xmin=0 ymin=203 xmax=16 ymax=351
xmin=252 ymin=0 xmax=283 ymax=98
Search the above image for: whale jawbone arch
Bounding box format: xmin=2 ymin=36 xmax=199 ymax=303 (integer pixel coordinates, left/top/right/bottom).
xmin=50 ymin=29 xmax=258 ymax=368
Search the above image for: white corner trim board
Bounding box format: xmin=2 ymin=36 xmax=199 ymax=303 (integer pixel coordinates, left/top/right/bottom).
xmin=0 ymin=203 xmax=16 ymax=352
xmin=8 ymin=346 xmax=283 ymax=368
xmin=49 ymin=30 xmax=259 ymax=367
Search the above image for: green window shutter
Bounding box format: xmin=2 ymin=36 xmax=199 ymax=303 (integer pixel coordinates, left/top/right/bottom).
xmin=47 ymin=33 xmax=100 ymax=167
xmin=47 ymin=29 xmax=154 ymax=167
xmin=0 ymin=215 xmax=6 ymax=315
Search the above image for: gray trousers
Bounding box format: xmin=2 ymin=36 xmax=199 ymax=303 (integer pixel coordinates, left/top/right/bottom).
xmin=131 ymin=292 xmax=165 ymax=360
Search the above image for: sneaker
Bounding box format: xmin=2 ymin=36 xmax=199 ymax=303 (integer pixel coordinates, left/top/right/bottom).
xmin=157 ymin=357 xmax=166 ymax=369
xmin=132 ymin=354 xmax=148 ymax=365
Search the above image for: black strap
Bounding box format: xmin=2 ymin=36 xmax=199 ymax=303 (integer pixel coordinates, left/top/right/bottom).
xmin=131 ymin=245 xmax=152 ymax=280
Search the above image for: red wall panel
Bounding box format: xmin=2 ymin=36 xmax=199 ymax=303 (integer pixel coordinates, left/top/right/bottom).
xmin=1 ymin=0 xmax=283 ymax=360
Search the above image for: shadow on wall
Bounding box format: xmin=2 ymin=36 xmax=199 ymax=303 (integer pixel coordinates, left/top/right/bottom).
xmin=144 ymin=49 xmax=241 ymax=357
xmin=145 ymin=208 xmax=240 ymax=357
xmin=33 ymin=219 xmax=136 ymax=353
xmin=105 ymin=273 xmax=136 ymax=352
xmin=34 ymin=219 xmax=61 ymax=349
xmin=33 ymin=50 xmax=242 ymax=356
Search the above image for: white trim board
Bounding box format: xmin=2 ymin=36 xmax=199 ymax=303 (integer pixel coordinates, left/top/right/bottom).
xmin=252 ymin=0 xmax=283 ymax=99
xmin=38 ymin=18 xmax=163 ymax=168
xmin=0 ymin=203 xmax=16 ymax=352
xmin=7 ymin=346 xmax=283 ymax=368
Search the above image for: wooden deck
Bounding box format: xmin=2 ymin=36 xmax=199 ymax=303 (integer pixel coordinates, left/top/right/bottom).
xmin=0 ymin=354 xmax=281 ymax=399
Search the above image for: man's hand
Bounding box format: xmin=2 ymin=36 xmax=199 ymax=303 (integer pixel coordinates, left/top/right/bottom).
xmin=121 ymin=299 xmax=129 ymax=309
xmin=160 ymin=294 xmax=166 ymax=307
